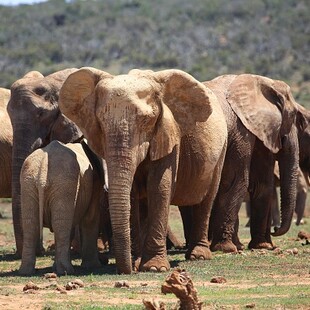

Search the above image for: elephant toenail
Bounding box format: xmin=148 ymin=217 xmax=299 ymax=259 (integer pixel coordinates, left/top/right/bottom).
xmin=199 ymin=256 xmax=204 ymax=260
xmin=159 ymin=267 xmax=167 ymax=272
xmin=150 ymin=266 xmax=157 ymax=272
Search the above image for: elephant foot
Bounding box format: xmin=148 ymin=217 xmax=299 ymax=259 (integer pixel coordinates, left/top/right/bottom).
xmin=236 ymin=242 xmax=245 ymax=251
xmin=54 ymin=261 xmax=75 ymax=275
xmin=19 ymin=263 xmax=36 ymax=276
xmin=248 ymin=240 xmax=274 ymax=250
xmin=81 ymin=258 xmax=102 ymax=270
xmin=139 ymin=254 xmax=170 ymax=272
xmin=211 ymin=240 xmax=238 ymax=253
xmin=186 ymin=245 xmax=212 ymax=260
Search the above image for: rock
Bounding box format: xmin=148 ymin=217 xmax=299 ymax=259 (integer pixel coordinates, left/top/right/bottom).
xmin=143 ymin=298 xmax=166 ymax=310
xmin=161 ymin=268 xmax=203 ymax=309
xmin=210 ymin=276 xmax=227 ymax=284
xmin=246 ymin=303 xmax=256 ymax=308
xmin=114 ymin=280 xmax=130 ymax=288
xmin=71 ymin=279 xmax=84 ymax=288
xmin=23 ymin=281 xmax=39 ymax=292
xmin=43 ymin=272 xmax=57 ymax=280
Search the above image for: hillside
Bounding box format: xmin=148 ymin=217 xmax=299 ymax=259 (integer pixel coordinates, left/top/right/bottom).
xmin=0 ymin=0 xmax=309 ymax=106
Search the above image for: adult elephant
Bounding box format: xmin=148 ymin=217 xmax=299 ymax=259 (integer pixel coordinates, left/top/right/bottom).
xmin=59 ymin=67 xmax=228 ymax=274
xmin=204 ymin=74 xmax=309 ymax=252
xmin=181 ymin=75 xmax=308 ymax=252
xmin=0 ymin=88 xmax=12 ymax=198
xmin=7 ymin=69 xmax=83 ymax=256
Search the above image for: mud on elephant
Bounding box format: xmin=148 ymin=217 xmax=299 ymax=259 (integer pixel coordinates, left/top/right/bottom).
xmin=19 ymin=141 xmax=105 ymax=275
xmin=7 ymin=69 xmax=83 ymax=256
xmin=59 ymin=67 xmax=228 ymax=274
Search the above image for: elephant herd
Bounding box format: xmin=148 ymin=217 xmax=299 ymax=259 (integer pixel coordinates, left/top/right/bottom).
xmin=0 ymin=67 xmax=309 ymax=275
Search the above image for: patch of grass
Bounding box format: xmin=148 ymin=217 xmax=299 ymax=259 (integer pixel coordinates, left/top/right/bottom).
xmin=0 ymin=202 xmax=309 ymax=309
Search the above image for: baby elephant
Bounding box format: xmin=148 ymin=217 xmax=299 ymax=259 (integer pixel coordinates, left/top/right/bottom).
xmin=19 ymin=140 xmax=103 ymax=275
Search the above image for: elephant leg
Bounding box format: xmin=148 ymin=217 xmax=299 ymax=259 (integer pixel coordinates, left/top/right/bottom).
xmin=131 ymin=193 xmax=145 ymax=271
xmin=80 ymin=196 xmax=101 ymax=270
xmin=232 ymin=217 xmax=244 ymax=251
xmin=295 ymin=188 xmax=307 ymax=225
xmin=139 ymin=153 xmax=177 ymax=272
xmin=248 ymin=143 xmax=275 ymax=250
xmin=271 ymin=186 xmax=280 ymax=227
xmin=210 ymin=156 xmax=251 ymax=253
xmin=178 ymin=205 xmax=193 ymax=249
xmin=295 ymin=172 xmax=307 ymax=225
xmin=166 ymin=224 xmax=183 ymax=250
xmin=186 ymin=150 xmax=226 ymax=260
xmin=19 ymin=189 xmax=39 ymax=276
xmin=52 ymin=197 xmax=75 ymax=275
xmin=53 ymin=220 xmax=75 ymax=275
xmin=185 ymin=202 xmax=212 ymax=260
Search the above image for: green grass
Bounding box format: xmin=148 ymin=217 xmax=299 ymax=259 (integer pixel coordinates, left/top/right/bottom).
xmin=0 ymin=202 xmax=309 ymax=309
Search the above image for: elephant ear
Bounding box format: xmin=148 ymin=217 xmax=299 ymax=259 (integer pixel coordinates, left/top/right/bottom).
xmin=59 ymin=67 xmax=112 ymax=156
xmin=296 ymin=103 xmax=310 ymax=133
xmin=227 ymin=74 xmax=298 ymax=153
xmin=154 ymin=69 xmax=214 ymax=134
xmin=147 ymin=69 xmax=214 ymax=161
xmin=49 ymin=113 xmax=83 ymax=143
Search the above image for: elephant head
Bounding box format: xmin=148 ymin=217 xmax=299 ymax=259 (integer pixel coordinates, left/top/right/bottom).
xmin=226 ymin=74 xmax=307 ymax=236
xmin=7 ymin=68 xmax=83 ymax=256
xmin=59 ymin=67 xmax=213 ymax=274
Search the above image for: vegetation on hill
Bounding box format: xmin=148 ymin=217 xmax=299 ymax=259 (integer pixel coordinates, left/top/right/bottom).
xmin=0 ymin=0 xmax=309 ymax=106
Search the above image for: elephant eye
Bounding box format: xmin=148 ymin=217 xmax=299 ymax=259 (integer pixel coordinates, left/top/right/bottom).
xmin=34 ymin=87 xmax=47 ymax=96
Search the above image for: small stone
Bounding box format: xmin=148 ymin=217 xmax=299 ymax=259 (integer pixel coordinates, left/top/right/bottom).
xmin=273 ymin=248 xmax=283 ymax=255
xmin=246 ymin=303 xmax=256 ymax=308
xmin=23 ymin=281 xmax=39 ymax=292
xmin=43 ymin=272 xmax=57 ymax=280
xmin=114 ymin=280 xmax=130 ymax=288
xmin=71 ymin=279 xmax=84 ymax=288
xmin=65 ymin=282 xmax=80 ymax=290
xmin=56 ymin=284 xmax=67 ymax=293
xmin=210 ymin=276 xmax=227 ymax=284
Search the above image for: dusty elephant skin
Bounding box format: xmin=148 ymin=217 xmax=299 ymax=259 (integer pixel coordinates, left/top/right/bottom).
xmin=0 ymin=88 xmax=12 ymax=198
xmin=59 ymin=67 xmax=228 ymax=274
xmin=19 ymin=141 xmax=102 ymax=275
xmin=201 ymin=74 xmax=309 ymax=252
xmin=7 ymin=69 xmax=83 ymax=256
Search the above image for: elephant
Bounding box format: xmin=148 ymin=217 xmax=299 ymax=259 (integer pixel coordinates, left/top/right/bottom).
xmin=19 ymin=140 xmax=103 ymax=275
xmin=7 ymin=68 xmax=83 ymax=256
xmin=0 ymin=88 xmax=12 ymax=198
xmin=178 ymin=74 xmax=308 ymax=253
xmin=59 ymin=67 xmax=228 ymax=274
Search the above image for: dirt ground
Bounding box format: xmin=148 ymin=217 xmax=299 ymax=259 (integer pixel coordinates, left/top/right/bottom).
xmin=1 ymin=201 xmax=310 ymax=310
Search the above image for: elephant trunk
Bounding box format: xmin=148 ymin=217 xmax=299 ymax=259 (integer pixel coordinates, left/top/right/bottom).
xmin=11 ymin=125 xmax=39 ymax=256
xmin=107 ymin=153 xmax=136 ymax=274
xmin=272 ymin=126 xmax=299 ymax=236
